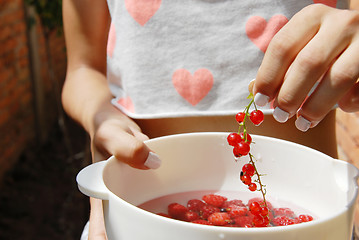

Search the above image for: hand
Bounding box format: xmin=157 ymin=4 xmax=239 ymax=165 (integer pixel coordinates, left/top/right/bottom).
xmin=91 ymin=106 xmax=161 ymax=169
xmin=253 ymin=4 xmax=359 ymax=132
xmin=86 ymin=108 xmax=162 ymax=240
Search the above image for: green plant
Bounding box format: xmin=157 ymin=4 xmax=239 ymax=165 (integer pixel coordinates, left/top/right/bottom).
xmin=25 ymin=0 xmax=63 ymax=35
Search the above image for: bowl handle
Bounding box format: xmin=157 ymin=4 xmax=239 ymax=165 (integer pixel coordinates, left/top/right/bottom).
xmin=76 ymin=161 xmax=109 ymax=200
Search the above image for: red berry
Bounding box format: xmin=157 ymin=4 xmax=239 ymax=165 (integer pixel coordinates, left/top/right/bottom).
xmin=168 ymin=203 xmax=188 ymax=220
xmin=252 ymin=215 xmax=270 ymax=227
xmin=200 ymin=204 xmax=220 ymax=219
xmin=187 ymin=199 xmax=206 ymax=212
xmin=248 ymin=182 xmax=257 ymax=191
xmin=233 ymin=141 xmax=250 ymax=157
xmin=249 ymin=201 xmax=261 ymax=216
xmin=227 ymin=204 xmax=248 ymax=218
xmin=208 ymin=212 xmax=231 ymax=226
xmin=242 ymin=163 xmax=255 ymax=176
xmin=248 ymin=198 xmax=273 ymax=210
xmin=260 ymin=206 xmax=269 ymax=217
xmin=227 ymin=133 xmax=242 ymax=147
xmin=272 ymin=208 xmax=295 ymax=218
xmin=250 ymin=110 xmax=264 ymax=126
xmin=202 ymin=194 xmax=227 ymax=208
xmin=272 ymin=215 xmax=298 ymax=226
xmin=235 ymin=112 xmax=246 ymax=123
xmin=241 ymin=175 xmax=252 ymax=185
xmin=233 ymin=216 xmax=253 ymax=227
xmin=222 ymin=199 xmax=245 ymax=208
xmin=298 ymin=214 xmax=314 ymax=223
xmin=240 ymin=132 xmax=252 ymax=143
xmin=184 ymin=211 xmax=200 ymax=222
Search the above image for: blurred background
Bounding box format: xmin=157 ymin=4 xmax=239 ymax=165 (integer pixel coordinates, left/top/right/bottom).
xmin=0 ymin=0 xmax=359 ymax=239
xmin=0 ymin=0 xmax=89 ymax=239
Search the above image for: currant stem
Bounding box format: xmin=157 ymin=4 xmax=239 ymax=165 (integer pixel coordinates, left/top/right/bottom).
xmin=249 ymin=153 xmax=267 ymax=208
xmin=234 ymin=94 xmax=267 ymax=209
xmin=238 ymin=98 xmax=255 ymax=136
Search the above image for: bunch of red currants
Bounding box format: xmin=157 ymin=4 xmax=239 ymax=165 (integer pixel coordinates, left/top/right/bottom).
xmin=227 ymin=109 xmax=264 ymax=158
xmin=226 ymin=94 xmax=269 ymax=225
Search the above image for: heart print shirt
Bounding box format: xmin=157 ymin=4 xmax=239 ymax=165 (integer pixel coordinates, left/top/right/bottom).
xmin=106 ymin=0 xmax=348 ymax=119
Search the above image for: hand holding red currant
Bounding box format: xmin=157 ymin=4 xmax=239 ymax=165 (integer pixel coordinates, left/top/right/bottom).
xmin=227 ymin=93 xmax=268 ymax=224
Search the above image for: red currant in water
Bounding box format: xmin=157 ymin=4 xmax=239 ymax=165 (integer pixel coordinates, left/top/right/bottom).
xmin=233 ymin=141 xmax=250 ymax=157
xmin=250 ymin=110 xmax=264 ymax=126
xmin=249 ymin=201 xmax=261 ymax=216
xmin=235 ymin=112 xmax=246 ymax=123
xmin=227 ymin=133 xmax=242 ymax=147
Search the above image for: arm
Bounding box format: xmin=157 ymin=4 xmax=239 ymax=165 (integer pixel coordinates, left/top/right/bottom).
xmin=62 ymin=0 xmax=156 ymax=169
xmin=62 ymin=1 xmax=161 ymax=239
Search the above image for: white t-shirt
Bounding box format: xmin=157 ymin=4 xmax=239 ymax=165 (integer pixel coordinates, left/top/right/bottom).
xmin=106 ymin=0 xmax=348 ymax=119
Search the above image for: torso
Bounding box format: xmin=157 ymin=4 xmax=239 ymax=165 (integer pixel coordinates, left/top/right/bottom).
xmin=107 ymin=0 xmax=349 ymax=119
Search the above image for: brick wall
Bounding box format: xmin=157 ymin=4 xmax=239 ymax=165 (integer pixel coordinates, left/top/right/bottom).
xmin=336 ymin=109 xmax=359 ymax=165
xmin=0 ymin=0 xmax=67 ymax=180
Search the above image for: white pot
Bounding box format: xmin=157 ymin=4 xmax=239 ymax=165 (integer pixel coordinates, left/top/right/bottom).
xmin=77 ymin=133 xmax=359 ymax=240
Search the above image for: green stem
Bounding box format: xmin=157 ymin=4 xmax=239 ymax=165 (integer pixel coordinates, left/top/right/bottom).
xmin=249 ymin=153 xmax=267 ymax=208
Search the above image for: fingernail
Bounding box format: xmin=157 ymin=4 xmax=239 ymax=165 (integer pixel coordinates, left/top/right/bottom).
xmin=144 ymin=152 xmax=161 ymax=169
xmin=273 ymin=107 xmax=289 ymax=123
xmin=248 ymin=79 xmax=255 ymax=93
xmin=295 ymin=116 xmax=311 ymax=132
xmin=254 ymin=93 xmax=270 ymax=107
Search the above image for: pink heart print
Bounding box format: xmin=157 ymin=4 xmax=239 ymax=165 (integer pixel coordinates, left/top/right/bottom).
xmin=107 ymin=23 xmax=116 ymax=57
xmin=172 ymin=68 xmax=214 ymax=106
xmin=117 ymin=96 xmax=135 ymax=113
xmin=246 ymin=15 xmax=289 ymax=53
xmin=313 ymin=0 xmax=337 ymax=7
xmin=125 ymin=0 xmax=162 ymax=26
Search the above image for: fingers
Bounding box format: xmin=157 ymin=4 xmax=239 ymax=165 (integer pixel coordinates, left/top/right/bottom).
xmin=254 ymin=4 xmax=323 ymax=103
xmin=298 ymin=40 xmax=359 ymax=129
xmin=93 ymin=120 xmax=161 ymax=169
xmin=88 ymin=198 xmax=108 ymax=240
xmin=253 ymin=5 xmax=359 ymax=131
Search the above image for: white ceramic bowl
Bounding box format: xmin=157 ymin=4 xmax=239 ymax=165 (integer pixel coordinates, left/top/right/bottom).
xmin=77 ymin=133 xmax=359 ymax=240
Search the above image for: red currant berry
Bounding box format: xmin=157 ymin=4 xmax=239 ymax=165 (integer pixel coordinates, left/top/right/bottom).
xmin=168 ymin=203 xmax=188 ymax=220
xmin=233 ymin=141 xmax=250 ymax=156
xmin=248 ymin=182 xmax=257 ymax=191
xmin=233 ymin=147 xmax=242 ymax=158
xmin=249 ymin=201 xmax=261 ymax=216
xmin=260 ymin=206 xmax=269 ymax=217
xmin=242 ymin=163 xmax=255 ymax=176
xmin=298 ymin=214 xmax=314 ymax=223
xmin=250 ymin=110 xmax=264 ymax=126
xmin=227 ymin=133 xmax=242 ymax=147
xmin=241 ymin=175 xmax=252 ymax=185
xmin=235 ymin=112 xmax=246 ymax=123
xmin=240 ymin=132 xmax=252 ymax=143
xmin=252 ymin=215 xmax=270 ymax=227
